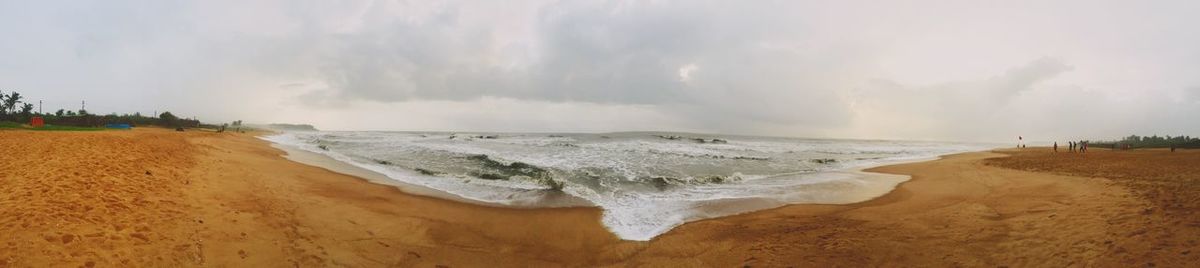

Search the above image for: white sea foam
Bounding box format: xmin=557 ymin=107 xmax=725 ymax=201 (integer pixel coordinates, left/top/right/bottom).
xmin=262 ymin=131 xmax=994 ymax=240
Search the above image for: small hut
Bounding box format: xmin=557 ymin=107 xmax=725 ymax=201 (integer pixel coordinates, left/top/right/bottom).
xmin=30 ymin=117 xmax=44 ymax=128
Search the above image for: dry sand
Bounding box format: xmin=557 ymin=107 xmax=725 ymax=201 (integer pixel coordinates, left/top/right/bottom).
xmin=1 ymin=129 xmax=1196 ymax=267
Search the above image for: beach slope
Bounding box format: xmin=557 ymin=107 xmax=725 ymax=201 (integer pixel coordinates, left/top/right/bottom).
xmin=1 ymin=129 xmax=1195 ymax=266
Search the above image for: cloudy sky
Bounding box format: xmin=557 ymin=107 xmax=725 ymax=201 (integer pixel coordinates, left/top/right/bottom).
xmin=2 ymin=0 xmax=1197 ymax=142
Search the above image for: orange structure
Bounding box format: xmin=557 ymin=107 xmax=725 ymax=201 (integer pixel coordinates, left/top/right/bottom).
xmin=30 ymin=117 xmax=44 ymax=128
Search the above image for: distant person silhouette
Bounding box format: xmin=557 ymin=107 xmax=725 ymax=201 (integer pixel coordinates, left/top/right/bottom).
xmin=1054 ymin=142 xmax=1058 ymax=152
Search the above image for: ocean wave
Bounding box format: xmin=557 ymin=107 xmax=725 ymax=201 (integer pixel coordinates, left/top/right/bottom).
xmin=263 ymin=131 xmax=994 ymax=241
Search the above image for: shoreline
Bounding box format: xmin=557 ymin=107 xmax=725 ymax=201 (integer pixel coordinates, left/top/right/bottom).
xmin=259 ymin=132 xmax=944 ymax=241
xmin=4 ymin=129 xmax=1194 ymax=266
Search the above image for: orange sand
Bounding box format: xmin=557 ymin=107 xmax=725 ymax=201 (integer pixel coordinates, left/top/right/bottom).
xmin=1 ymin=129 xmax=1196 ymax=266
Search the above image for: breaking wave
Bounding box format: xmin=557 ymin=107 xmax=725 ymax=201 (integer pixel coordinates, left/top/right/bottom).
xmin=263 ymin=131 xmax=992 ymax=240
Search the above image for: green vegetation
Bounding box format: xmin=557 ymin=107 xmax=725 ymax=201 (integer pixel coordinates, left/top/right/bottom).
xmin=1092 ymin=135 xmax=1200 ymax=149
xmin=0 ymin=121 xmax=103 ymax=131
xmin=0 ymin=89 xmax=241 ymax=131
xmin=30 ymin=125 xmax=106 ymax=131
xmin=1 ymin=90 xmax=35 ymax=123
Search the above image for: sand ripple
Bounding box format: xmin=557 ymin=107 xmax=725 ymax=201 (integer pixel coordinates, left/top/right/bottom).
xmin=0 ymin=130 xmax=199 ymax=266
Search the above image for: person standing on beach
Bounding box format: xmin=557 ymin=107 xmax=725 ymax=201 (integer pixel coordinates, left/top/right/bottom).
xmin=1054 ymin=142 xmax=1058 ymax=152
xmin=1069 ymin=141 xmax=1075 ymax=152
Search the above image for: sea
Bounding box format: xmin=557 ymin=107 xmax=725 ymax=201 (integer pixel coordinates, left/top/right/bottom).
xmin=263 ymin=131 xmax=995 ymax=241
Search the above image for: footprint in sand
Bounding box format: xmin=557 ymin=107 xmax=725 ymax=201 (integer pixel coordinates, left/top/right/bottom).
xmin=130 ymin=233 xmax=150 ymax=242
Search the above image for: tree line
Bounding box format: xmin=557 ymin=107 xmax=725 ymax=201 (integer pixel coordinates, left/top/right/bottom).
xmin=0 ymin=90 xmax=35 ymax=121
xmin=1099 ymin=135 xmax=1200 ymax=149
xmin=0 ymin=89 xmax=201 ymax=128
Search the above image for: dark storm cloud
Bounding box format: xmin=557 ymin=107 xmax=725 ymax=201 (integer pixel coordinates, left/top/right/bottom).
xmin=284 ymin=0 xmax=862 ymax=131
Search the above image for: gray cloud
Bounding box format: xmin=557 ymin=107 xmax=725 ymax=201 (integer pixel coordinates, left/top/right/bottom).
xmin=2 ymin=0 xmax=1198 ymax=141
xmin=273 ymin=1 xmax=868 ymax=133
xmin=850 ymin=57 xmax=1075 ymax=140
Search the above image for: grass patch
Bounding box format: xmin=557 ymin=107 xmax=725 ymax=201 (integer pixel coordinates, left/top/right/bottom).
xmin=35 ymin=125 xmax=106 ymax=131
xmin=0 ymin=121 xmax=105 ymax=131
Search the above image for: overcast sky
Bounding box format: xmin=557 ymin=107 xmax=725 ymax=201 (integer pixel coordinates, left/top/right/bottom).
xmin=2 ymin=0 xmax=1197 ymax=142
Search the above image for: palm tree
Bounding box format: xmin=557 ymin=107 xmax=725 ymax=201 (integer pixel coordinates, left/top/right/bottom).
xmin=4 ymin=92 xmax=21 ymax=114
xmin=0 ymin=90 xmax=7 ymax=116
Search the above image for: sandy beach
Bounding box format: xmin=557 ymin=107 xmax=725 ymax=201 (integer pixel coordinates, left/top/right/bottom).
xmin=1 ymin=128 xmax=1196 ymax=267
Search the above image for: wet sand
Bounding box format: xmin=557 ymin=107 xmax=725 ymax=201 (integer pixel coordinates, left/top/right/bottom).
xmin=1 ymin=129 xmax=1196 ymax=266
